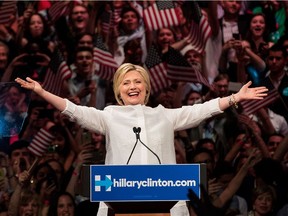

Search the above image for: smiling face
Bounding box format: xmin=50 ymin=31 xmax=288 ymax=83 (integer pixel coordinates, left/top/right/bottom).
xmin=19 ymin=199 xmax=39 ymax=216
xmin=29 ymin=14 xmax=44 ymax=38
xmin=75 ymin=50 xmax=93 ymax=76
xmin=157 ymin=28 xmax=175 ymax=50
xmin=121 ymin=10 xmax=139 ymax=34
xmin=119 ymin=70 xmax=147 ymax=105
xmin=70 ymin=5 xmax=89 ymax=32
xmin=253 ymin=192 xmax=273 ymax=215
xmin=250 ymin=15 xmax=265 ymax=38
xmin=57 ymin=194 xmax=75 ymax=216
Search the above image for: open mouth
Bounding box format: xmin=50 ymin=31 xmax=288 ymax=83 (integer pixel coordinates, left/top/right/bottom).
xmin=128 ymin=92 xmax=139 ymax=97
xmin=75 ymin=17 xmax=85 ymax=25
xmin=253 ymin=27 xmax=263 ymax=33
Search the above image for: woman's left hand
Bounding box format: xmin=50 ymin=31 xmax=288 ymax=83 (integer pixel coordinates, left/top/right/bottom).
xmin=236 ymin=81 xmax=268 ymax=102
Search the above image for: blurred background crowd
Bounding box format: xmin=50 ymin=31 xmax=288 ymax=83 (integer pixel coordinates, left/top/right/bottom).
xmin=1 ymin=0 xmax=288 ymax=215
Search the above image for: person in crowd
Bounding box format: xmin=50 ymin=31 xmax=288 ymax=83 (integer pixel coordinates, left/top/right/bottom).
xmin=195 ymin=138 xmax=219 ymax=163
xmin=248 ymin=184 xmax=277 ymax=216
xmin=213 ymin=161 xmax=248 ymax=215
xmin=7 ymin=140 xmax=33 ymax=191
xmin=15 ymin=62 xmax=267 ymax=215
xmin=8 ymin=169 xmax=42 ymax=216
xmin=18 ymin=190 xmax=41 ymax=216
xmin=154 ymin=27 xmax=191 ymax=59
xmin=245 ymin=13 xmax=271 ymax=60
xmin=253 ymin=158 xmax=288 ymax=212
xmin=15 ymin=11 xmax=55 ymax=82
xmin=122 ymin=38 xmax=143 ymax=65
xmin=46 ymin=159 xmax=66 ymax=190
xmin=191 ymin=148 xmax=216 ymax=179
xmin=266 ymin=133 xmax=284 ymax=157
xmin=251 ymin=107 xmax=288 ymax=137
xmin=0 ymin=42 xmax=9 ymax=80
xmin=19 ymin=12 xmax=54 ymax=55
xmin=252 ymin=0 xmax=286 ymax=43
xmin=188 ymin=74 xmax=239 ymax=158
xmin=182 ymin=89 xmax=202 ymax=106
xmin=0 ymin=84 xmax=29 ymax=137
xmin=204 ymin=0 xmax=248 ymax=82
xmin=47 ymin=192 xmax=76 ymax=216
xmin=67 ymin=46 xmax=98 ymax=108
xmin=73 ymin=32 xmax=109 ymax=110
xmin=219 ymin=38 xmax=266 ymax=84
xmin=190 ymin=147 xmax=258 ymax=216
xmin=114 ymin=5 xmax=147 ymax=65
xmin=262 ymin=44 xmax=288 ymax=122
xmin=68 ymin=4 xmax=90 ymax=36
xmin=43 ymin=124 xmax=75 ymax=173
xmin=54 ymin=3 xmax=91 ymax=65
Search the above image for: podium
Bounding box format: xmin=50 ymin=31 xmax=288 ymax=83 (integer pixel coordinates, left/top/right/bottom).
xmin=76 ymin=164 xmax=206 ymax=215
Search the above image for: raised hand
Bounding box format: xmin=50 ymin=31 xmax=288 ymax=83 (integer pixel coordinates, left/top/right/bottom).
xmin=15 ymin=77 xmax=43 ymax=95
xmin=237 ymin=81 xmax=268 ymax=101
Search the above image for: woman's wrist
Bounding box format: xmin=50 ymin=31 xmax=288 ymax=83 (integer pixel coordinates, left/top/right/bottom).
xmin=228 ymin=93 xmax=239 ymax=108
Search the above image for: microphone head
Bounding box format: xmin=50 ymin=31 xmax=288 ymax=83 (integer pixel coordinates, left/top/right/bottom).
xmin=133 ymin=127 xmax=138 ymax=133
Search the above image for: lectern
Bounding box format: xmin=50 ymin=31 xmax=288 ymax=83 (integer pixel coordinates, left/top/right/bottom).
xmin=76 ymin=164 xmax=206 ymax=215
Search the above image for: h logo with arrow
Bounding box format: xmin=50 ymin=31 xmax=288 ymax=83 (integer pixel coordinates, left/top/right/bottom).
xmin=95 ymin=175 xmax=113 ymax=192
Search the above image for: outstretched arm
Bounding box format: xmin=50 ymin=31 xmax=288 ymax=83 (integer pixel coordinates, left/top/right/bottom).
xmin=15 ymin=77 xmax=67 ymax=111
xmin=218 ymin=81 xmax=268 ymax=111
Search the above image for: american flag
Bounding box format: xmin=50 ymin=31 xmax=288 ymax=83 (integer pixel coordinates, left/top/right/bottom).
xmin=185 ymin=0 xmax=211 ymax=53
xmin=144 ymin=45 xmax=170 ymax=94
xmin=143 ymin=0 xmax=181 ymax=31
xmin=48 ymin=1 xmax=70 ymax=22
xmin=100 ymin=7 xmax=122 ymax=35
xmin=93 ymin=34 xmax=118 ymax=81
xmin=42 ymin=49 xmax=72 ymax=96
xmin=28 ymin=128 xmax=55 ymax=157
xmin=0 ymin=1 xmax=17 ymax=24
xmin=100 ymin=10 xmax=112 ymax=35
xmin=166 ymin=47 xmax=210 ymax=87
xmin=240 ymin=88 xmax=280 ymax=115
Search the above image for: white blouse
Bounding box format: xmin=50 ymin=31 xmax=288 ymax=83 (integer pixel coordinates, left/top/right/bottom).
xmin=62 ymin=98 xmax=222 ymax=165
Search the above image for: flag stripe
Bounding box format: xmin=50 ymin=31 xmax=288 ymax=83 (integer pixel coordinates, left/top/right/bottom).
xmin=0 ymin=1 xmax=17 ymax=24
xmin=185 ymin=1 xmax=212 ymax=53
xmin=28 ymin=128 xmax=55 ymax=157
xmin=144 ymin=44 xmax=170 ymax=94
xmin=48 ymin=1 xmax=70 ymax=22
xmin=93 ymin=34 xmax=118 ymax=80
xmin=240 ymin=89 xmax=280 ymax=115
xmin=166 ymin=47 xmax=210 ymax=86
xmin=143 ymin=1 xmax=180 ymax=31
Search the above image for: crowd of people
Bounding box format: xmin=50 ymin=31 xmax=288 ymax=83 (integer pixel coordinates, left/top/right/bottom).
xmin=0 ymin=1 xmax=288 ymax=216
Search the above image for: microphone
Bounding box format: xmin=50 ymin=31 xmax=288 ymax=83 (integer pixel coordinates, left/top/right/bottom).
xmin=126 ymin=127 xmax=161 ymax=164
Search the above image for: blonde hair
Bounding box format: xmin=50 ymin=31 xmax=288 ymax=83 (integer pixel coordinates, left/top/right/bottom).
xmin=113 ymin=63 xmax=151 ymax=105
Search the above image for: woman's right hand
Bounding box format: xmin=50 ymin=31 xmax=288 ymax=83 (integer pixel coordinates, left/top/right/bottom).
xmin=15 ymin=77 xmax=43 ymax=95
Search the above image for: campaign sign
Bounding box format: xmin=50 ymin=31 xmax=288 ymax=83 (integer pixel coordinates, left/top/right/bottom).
xmin=90 ymin=164 xmax=204 ymax=202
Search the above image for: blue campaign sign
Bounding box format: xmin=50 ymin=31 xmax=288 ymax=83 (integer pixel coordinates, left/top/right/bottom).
xmin=90 ymin=164 xmax=204 ymax=202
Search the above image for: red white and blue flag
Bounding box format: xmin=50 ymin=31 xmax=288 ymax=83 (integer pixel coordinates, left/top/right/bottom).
xmin=167 ymin=47 xmax=210 ymax=87
xmin=145 ymin=45 xmax=170 ymax=94
xmin=143 ymin=0 xmax=181 ymax=31
xmin=93 ymin=34 xmax=119 ymax=81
